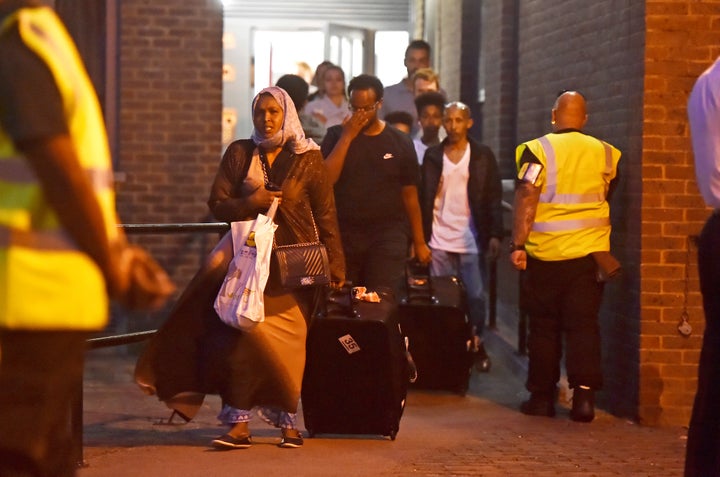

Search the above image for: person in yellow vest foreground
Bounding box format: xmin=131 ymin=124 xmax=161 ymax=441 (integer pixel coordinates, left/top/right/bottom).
xmin=509 ymin=91 xmax=621 ymax=422
xmin=0 ymin=2 xmax=174 ymax=476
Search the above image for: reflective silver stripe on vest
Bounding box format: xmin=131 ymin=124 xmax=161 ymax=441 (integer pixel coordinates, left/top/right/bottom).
xmin=0 ymin=226 xmax=78 ymax=251
xmin=538 ymin=136 xmax=557 ymax=202
xmin=542 ymin=191 xmax=605 ymax=204
xmin=0 ymin=156 xmax=113 ymax=190
xmin=531 ymin=217 xmax=610 ymax=233
xmin=601 ymin=140 xmax=613 ymax=174
xmin=537 ymin=136 xmax=608 ymax=204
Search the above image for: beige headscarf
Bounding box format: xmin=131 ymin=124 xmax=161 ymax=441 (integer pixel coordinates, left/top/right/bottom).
xmin=250 ymin=86 xmax=319 ymax=154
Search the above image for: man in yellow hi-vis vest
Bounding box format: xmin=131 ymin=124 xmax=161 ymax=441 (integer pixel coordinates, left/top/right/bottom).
xmin=509 ymin=91 xmax=621 ymax=423
xmin=0 ymin=2 xmax=173 ymax=475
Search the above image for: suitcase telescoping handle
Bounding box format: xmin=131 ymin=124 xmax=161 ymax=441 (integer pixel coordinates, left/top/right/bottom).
xmin=403 ymin=259 xmax=438 ymax=305
xmin=322 ymin=282 xmax=359 ymax=318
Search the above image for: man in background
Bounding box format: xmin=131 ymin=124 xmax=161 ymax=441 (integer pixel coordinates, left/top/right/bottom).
xmin=412 ymin=67 xmax=440 ymax=97
xmin=381 ymin=39 xmax=432 ymax=135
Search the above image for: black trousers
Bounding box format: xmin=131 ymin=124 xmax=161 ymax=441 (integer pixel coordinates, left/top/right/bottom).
xmin=0 ymin=329 xmax=89 ymax=477
xmin=685 ymin=213 xmax=720 ymax=477
xmin=521 ymin=255 xmax=604 ymax=395
xmin=339 ymin=221 xmax=409 ymax=298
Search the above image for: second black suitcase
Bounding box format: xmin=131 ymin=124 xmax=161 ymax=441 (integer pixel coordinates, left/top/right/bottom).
xmin=398 ymin=262 xmax=474 ymax=395
xmin=302 ymin=286 xmax=408 ymax=440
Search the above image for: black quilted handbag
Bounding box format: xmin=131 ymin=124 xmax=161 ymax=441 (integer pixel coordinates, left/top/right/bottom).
xmin=259 ymin=148 xmax=331 ymax=288
xmin=272 ymin=240 xmax=330 ymax=288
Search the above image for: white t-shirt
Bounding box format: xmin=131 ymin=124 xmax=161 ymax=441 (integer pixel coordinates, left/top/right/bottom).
xmin=413 ymin=139 xmax=429 ymax=165
xmin=428 ymin=144 xmax=478 ymax=253
xmin=303 ymin=95 xmax=350 ymax=128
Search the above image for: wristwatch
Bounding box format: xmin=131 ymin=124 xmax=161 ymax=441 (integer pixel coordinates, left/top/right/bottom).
xmin=509 ymin=241 xmax=526 ymax=253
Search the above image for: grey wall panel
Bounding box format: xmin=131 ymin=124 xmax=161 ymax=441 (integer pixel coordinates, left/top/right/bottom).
xmin=224 ymin=0 xmax=411 ymax=27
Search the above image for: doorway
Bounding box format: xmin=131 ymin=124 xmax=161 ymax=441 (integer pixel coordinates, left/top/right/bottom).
xmin=222 ymin=21 xmax=409 ymax=145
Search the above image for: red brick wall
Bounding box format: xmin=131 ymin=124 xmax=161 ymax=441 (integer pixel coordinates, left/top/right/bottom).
xmin=640 ymin=0 xmax=720 ymax=426
xmin=115 ymin=0 xmax=224 ymax=321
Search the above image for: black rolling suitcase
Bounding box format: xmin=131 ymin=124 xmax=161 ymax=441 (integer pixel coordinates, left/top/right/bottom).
xmin=302 ymin=286 xmax=408 ymax=440
xmin=398 ymin=261 xmax=474 ymax=395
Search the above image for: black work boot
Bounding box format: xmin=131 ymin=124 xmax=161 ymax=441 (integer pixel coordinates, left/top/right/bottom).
xmin=520 ymin=393 xmax=556 ymax=417
xmin=474 ymin=340 xmax=491 ymax=373
xmin=570 ymin=386 xmax=595 ymax=423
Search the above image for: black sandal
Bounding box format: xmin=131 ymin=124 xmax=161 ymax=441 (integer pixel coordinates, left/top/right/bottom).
xmin=278 ymin=429 xmax=303 ymax=448
xmin=211 ymin=433 xmax=252 ymax=449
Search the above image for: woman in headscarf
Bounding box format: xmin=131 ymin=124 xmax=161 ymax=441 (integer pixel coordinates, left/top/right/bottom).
xmin=134 ymin=86 xmax=345 ymax=449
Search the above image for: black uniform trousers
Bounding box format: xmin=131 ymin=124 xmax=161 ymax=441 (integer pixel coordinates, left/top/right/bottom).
xmin=521 ymin=255 xmax=604 ymax=396
xmin=685 ymin=212 xmax=720 ymax=477
xmin=0 ymin=330 xmax=88 ymax=477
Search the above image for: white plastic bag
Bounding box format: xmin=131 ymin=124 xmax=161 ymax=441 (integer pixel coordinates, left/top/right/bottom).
xmin=214 ymin=199 xmax=279 ymax=331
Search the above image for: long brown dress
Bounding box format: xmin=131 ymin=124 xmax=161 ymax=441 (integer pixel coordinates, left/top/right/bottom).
xmin=135 ymin=139 xmax=345 ymax=419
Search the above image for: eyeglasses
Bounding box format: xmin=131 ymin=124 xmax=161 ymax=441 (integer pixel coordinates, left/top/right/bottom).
xmin=348 ymin=101 xmax=379 ymax=113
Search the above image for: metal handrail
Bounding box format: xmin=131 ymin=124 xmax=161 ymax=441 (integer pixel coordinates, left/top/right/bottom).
xmin=86 ymin=329 xmax=158 ymax=349
xmin=121 ymin=222 xmax=229 ymax=234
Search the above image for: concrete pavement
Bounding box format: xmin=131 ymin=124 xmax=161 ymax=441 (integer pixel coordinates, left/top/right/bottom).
xmin=77 ymin=328 xmax=687 ymax=477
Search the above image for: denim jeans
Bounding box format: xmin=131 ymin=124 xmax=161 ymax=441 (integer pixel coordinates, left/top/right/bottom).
xmin=429 ymin=248 xmax=486 ymax=336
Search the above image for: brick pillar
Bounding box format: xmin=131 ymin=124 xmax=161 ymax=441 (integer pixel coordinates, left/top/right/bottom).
xmin=638 ymin=1 xmax=720 ymax=426
xmin=116 ymin=0 xmax=224 ymax=314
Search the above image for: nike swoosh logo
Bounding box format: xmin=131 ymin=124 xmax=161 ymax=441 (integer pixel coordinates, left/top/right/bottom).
xmin=383 ymin=153 xmax=394 ymax=159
